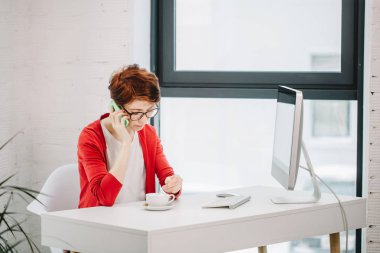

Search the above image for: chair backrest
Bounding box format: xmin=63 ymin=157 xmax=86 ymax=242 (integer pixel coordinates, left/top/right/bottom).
xmin=27 ymin=164 xmax=80 ymax=215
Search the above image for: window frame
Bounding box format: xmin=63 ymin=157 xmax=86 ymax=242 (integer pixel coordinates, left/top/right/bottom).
xmin=151 ymin=0 xmax=365 ymax=252
xmin=154 ymin=0 xmax=361 ymax=100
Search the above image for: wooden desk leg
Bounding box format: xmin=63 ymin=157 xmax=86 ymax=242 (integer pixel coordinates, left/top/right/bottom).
xmin=329 ymin=233 xmax=340 ymax=253
xmin=258 ymin=246 xmax=267 ymax=253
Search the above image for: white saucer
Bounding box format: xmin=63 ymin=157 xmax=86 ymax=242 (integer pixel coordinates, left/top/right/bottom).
xmin=144 ymin=204 xmax=175 ymax=211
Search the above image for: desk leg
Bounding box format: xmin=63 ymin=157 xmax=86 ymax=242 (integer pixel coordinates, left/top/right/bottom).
xmin=258 ymin=246 xmax=267 ymax=253
xmin=329 ymin=233 xmax=340 ymax=253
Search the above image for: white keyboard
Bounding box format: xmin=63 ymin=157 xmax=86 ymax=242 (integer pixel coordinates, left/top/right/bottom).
xmin=202 ymin=195 xmax=251 ymax=209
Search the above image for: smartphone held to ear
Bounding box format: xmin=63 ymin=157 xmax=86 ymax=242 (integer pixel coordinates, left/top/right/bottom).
xmin=110 ymin=100 xmax=129 ymax=127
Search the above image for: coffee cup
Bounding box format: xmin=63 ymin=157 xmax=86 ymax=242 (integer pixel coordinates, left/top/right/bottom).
xmin=146 ymin=193 xmax=175 ymax=206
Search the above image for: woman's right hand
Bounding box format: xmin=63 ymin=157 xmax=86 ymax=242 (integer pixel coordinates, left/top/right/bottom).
xmin=109 ymin=110 xmax=133 ymax=144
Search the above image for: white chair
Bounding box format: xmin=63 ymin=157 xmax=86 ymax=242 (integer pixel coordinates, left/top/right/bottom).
xmin=27 ymin=164 xmax=80 ymax=253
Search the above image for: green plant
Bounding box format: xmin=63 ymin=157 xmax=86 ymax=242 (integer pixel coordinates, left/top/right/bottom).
xmin=0 ymin=131 xmax=41 ymax=253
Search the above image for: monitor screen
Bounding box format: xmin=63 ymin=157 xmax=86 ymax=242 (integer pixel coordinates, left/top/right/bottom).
xmin=272 ymin=96 xmax=296 ymax=175
xmin=271 ymin=86 xmax=303 ymax=190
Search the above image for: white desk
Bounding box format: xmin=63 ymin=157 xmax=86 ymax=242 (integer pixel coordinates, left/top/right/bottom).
xmin=41 ymin=186 xmax=366 ymax=253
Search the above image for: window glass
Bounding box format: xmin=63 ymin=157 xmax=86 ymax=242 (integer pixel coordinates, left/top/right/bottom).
xmin=312 ymin=101 xmax=350 ymax=137
xmin=160 ymin=97 xmax=357 ymax=252
xmin=176 ymin=0 xmax=342 ymax=72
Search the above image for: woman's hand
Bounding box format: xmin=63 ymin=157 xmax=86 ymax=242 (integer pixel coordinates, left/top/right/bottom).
xmin=110 ymin=110 xmax=134 ymax=144
xmin=162 ymin=175 xmax=182 ymax=194
xmin=108 ymin=110 xmax=134 ymax=184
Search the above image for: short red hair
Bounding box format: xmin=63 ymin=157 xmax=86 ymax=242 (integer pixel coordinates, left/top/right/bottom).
xmin=108 ymin=64 xmax=160 ymax=106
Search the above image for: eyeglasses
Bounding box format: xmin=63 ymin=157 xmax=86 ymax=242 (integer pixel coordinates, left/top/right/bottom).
xmin=122 ymin=105 xmax=159 ymax=121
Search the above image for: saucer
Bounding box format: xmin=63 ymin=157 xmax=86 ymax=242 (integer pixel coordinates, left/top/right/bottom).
xmin=144 ymin=204 xmax=175 ymax=211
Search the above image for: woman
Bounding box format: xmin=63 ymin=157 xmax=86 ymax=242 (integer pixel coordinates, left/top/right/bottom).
xmin=77 ymin=64 xmax=182 ymax=208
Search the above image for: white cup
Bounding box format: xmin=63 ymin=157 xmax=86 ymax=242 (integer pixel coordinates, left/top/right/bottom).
xmin=146 ymin=193 xmax=175 ymax=206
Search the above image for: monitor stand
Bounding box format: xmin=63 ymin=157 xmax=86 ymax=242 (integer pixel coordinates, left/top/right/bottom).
xmin=271 ymin=142 xmax=321 ymax=204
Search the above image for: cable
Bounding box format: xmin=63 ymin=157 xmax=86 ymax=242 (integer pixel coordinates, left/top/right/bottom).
xmin=300 ymin=164 xmax=349 ymax=253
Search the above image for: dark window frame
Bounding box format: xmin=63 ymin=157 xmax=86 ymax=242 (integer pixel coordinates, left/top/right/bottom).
xmin=151 ymin=0 xmax=365 ymax=252
xmin=153 ymin=0 xmax=362 ymax=100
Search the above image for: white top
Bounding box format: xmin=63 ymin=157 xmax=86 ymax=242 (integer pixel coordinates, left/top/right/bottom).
xmin=101 ymin=121 xmax=146 ymax=204
xmin=41 ymin=186 xmax=367 ymax=253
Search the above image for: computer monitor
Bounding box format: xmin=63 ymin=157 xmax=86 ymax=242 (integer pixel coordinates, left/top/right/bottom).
xmin=271 ymin=86 xmax=321 ymax=204
xmin=271 ymin=86 xmax=303 ymax=191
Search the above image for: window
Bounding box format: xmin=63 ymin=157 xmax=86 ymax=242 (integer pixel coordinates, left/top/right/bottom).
xmin=312 ymin=101 xmax=351 ymax=137
xmin=160 ymin=97 xmax=358 ymax=252
xmin=153 ymin=0 xmax=364 ymax=252
xmin=176 ymin=0 xmax=342 ymax=72
xmin=156 ymin=0 xmax=360 ymax=99
xmin=160 ymin=98 xmax=357 ymax=195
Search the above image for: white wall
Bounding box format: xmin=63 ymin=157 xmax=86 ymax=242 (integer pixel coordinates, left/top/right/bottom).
xmin=0 ymin=0 xmax=150 ymax=252
xmin=367 ymin=0 xmax=380 ymax=252
xmin=1 ymin=1 xmax=378 ymax=252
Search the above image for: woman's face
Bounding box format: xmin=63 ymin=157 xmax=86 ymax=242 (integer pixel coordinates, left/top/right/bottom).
xmin=122 ymin=99 xmax=157 ymax=132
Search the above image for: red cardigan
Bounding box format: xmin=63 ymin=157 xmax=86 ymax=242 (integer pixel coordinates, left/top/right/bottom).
xmin=77 ymin=113 xmax=179 ymax=208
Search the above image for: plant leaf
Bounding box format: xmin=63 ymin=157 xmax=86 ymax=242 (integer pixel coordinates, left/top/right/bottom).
xmin=0 ymin=222 xmax=22 ymax=236
xmin=0 ymin=129 xmax=43 ymax=253
xmin=1 ymin=186 xmax=47 ymax=207
xmin=5 ymin=238 xmax=25 ymax=253
xmin=1 ymin=214 xmax=17 ymax=239
xmin=5 ymin=215 xmax=40 ymax=253
xmin=0 ymin=240 xmax=9 ymax=252
xmin=0 ymin=174 xmax=16 ymax=188
xmin=13 ymin=222 xmax=40 ymax=253
xmin=0 ymin=194 xmax=13 ymax=228
xmin=0 ymin=233 xmax=17 ymax=253
xmin=0 ymin=130 xmax=24 ymax=151
xmin=2 ymin=186 xmax=41 ymax=195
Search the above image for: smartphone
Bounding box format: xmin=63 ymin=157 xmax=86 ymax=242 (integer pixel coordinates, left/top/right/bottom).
xmin=110 ymin=100 xmax=129 ymax=127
